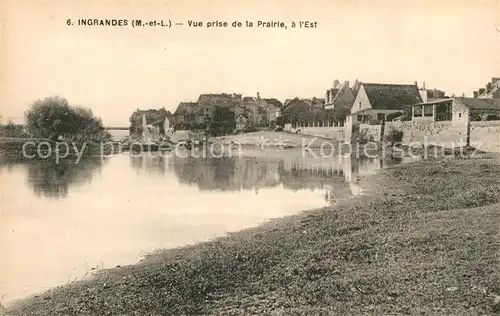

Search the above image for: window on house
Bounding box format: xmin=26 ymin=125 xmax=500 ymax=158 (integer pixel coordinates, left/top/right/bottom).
xmin=435 ymin=102 xmax=452 ymax=121
xmin=414 ymin=105 xmax=423 ymax=116
xmin=459 ymin=113 xmax=462 ymax=118
xmin=424 ymin=105 xmax=433 ymax=117
xmin=377 ymin=114 xmax=386 ymax=121
xmin=357 ymin=115 xmax=363 ymax=121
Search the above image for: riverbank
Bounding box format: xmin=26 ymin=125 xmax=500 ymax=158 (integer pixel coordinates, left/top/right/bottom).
xmin=214 ymin=131 xmax=336 ymax=149
xmin=213 ymin=131 xmax=490 ymax=158
xmin=4 ymin=156 xmax=500 ymax=315
xmin=0 ymin=137 xmax=115 ymax=163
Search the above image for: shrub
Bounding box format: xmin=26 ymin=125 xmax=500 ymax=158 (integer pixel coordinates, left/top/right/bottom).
xmin=385 ymin=129 xmax=404 ymax=144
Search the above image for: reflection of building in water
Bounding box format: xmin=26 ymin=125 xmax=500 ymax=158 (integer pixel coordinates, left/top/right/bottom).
xmin=131 ymin=151 xmax=394 ymax=202
xmin=172 ymin=156 xmax=281 ymax=192
xmin=130 ymin=154 xmax=173 ymax=175
xmin=26 ymin=158 xmax=105 ymax=199
xmin=342 ymin=155 xmax=383 ymax=196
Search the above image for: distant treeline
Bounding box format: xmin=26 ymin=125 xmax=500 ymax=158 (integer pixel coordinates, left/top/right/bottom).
xmin=0 ymin=121 xmax=28 ymax=138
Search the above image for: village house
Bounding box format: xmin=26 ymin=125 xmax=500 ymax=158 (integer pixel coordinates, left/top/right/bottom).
xmin=242 ymin=96 xmax=260 ymax=126
xmin=404 ymin=97 xmax=500 ymax=148
xmin=129 ymin=107 xmax=173 ymax=138
xmin=473 ymin=77 xmax=500 ymax=99
xmin=173 ymin=102 xmax=202 ymax=128
xmin=411 ymin=97 xmax=500 ymax=123
xmin=324 ymin=79 xmax=356 ymax=111
xmin=348 ymin=82 xmax=423 ymax=124
xmin=280 ymin=97 xmax=326 ymax=127
xmin=262 ymin=98 xmax=283 ymax=126
xmin=198 ymin=93 xmax=242 ymax=123
xmin=241 ymin=94 xmax=283 ymax=127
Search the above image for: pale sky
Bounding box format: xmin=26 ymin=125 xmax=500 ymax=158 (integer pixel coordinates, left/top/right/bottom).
xmin=1 ymin=1 xmax=499 ymax=126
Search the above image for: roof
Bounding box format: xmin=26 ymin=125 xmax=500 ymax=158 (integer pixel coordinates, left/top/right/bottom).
xmin=283 ymin=99 xmax=295 ymax=107
xmin=263 ymin=98 xmax=283 ymax=108
xmin=412 ymin=98 xmax=454 ymax=106
xmin=477 ymin=78 xmax=500 ymax=98
xmin=457 ymin=98 xmax=500 ymax=110
xmin=131 ymin=108 xmax=169 ymax=125
xmin=350 ymin=107 xmax=403 ymax=116
xmin=362 ymin=83 xmax=423 ymax=110
xmin=199 ymin=93 xmax=242 ymax=98
xmin=174 ymin=102 xmax=199 ymax=115
xmin=282 ymin=97 xmax=324 ymax=111
xmin=309 ymin=98 xmax=325 ymax=107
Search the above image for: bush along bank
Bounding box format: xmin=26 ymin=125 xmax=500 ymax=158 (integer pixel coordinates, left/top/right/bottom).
xmin=5 ymin=158 xmax=500 ymax=315
xmin=0 ymin=139 xmax=116 ymax=162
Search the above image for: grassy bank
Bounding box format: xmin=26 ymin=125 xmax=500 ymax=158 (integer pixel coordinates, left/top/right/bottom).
xmin=5 ymin=157 xmax=500 ymax=315
xmin=0 ymin=138 xmax=116 ymax=163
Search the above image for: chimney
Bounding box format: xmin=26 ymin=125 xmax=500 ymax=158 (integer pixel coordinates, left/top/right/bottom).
xmin=344 ymin=81 xmax=349 ymax=88
xmin=333 ymin=79 xmax=340 ymax=88
xmin=479 ymin=88 xmax=485 ymax=95
xmin=473 ymin=91 xmax=478 ymax=98
xmin=422 ymin=81 xmax=426 ymax=90
xmin=414 ymin=81 xmax=418 ymax=87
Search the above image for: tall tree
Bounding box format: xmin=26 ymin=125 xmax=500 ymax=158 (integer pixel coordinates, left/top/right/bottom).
xmin=25 ymin=96 xmax=108 ymax=140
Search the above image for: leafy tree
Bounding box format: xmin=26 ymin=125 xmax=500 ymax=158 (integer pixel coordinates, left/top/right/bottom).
xmin=330 ymin=108 xmax=351 ymax=123
xmin=25 ymin=96 xmax=107 ymax=140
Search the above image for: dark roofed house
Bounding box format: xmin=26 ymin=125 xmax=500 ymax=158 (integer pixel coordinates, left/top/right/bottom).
xmin=350 ymin=82 xmax=423 ymax=123
xmin=324 ymin=80 xmax=356 ymax=111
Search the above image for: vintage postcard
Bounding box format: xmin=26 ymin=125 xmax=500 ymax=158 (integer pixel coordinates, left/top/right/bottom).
xmin=1 ymin=1 xmax=500 ymax=315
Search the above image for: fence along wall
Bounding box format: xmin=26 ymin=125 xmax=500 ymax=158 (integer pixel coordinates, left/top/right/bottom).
xmin=284 ymin=123 xmax=345 ymax=141
xmin=300 ymin=127 xmax=345 ymax=141
xmin=470 ymin=121 xmax=500 ymax=153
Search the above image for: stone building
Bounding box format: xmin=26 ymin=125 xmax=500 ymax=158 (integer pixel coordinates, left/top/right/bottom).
xmin=473 ymin=77 xmax=500 ymax=99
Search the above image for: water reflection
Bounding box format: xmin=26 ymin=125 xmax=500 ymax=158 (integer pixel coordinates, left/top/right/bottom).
xmin=1 ymin=150 xmax=400 ymax=305
xmin=130 ymin=149 xmax=396 ymax=202
xmin=1 ymin=158 xmax=106 ymax=199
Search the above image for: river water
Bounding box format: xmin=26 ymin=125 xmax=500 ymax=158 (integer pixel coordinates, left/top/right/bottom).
xmin=0 ymin=148 xmax=400 ymax=305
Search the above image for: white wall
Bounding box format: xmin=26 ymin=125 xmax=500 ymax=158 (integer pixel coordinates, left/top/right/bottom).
xmin=350 ymin=85 xmax=372 ymax=114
